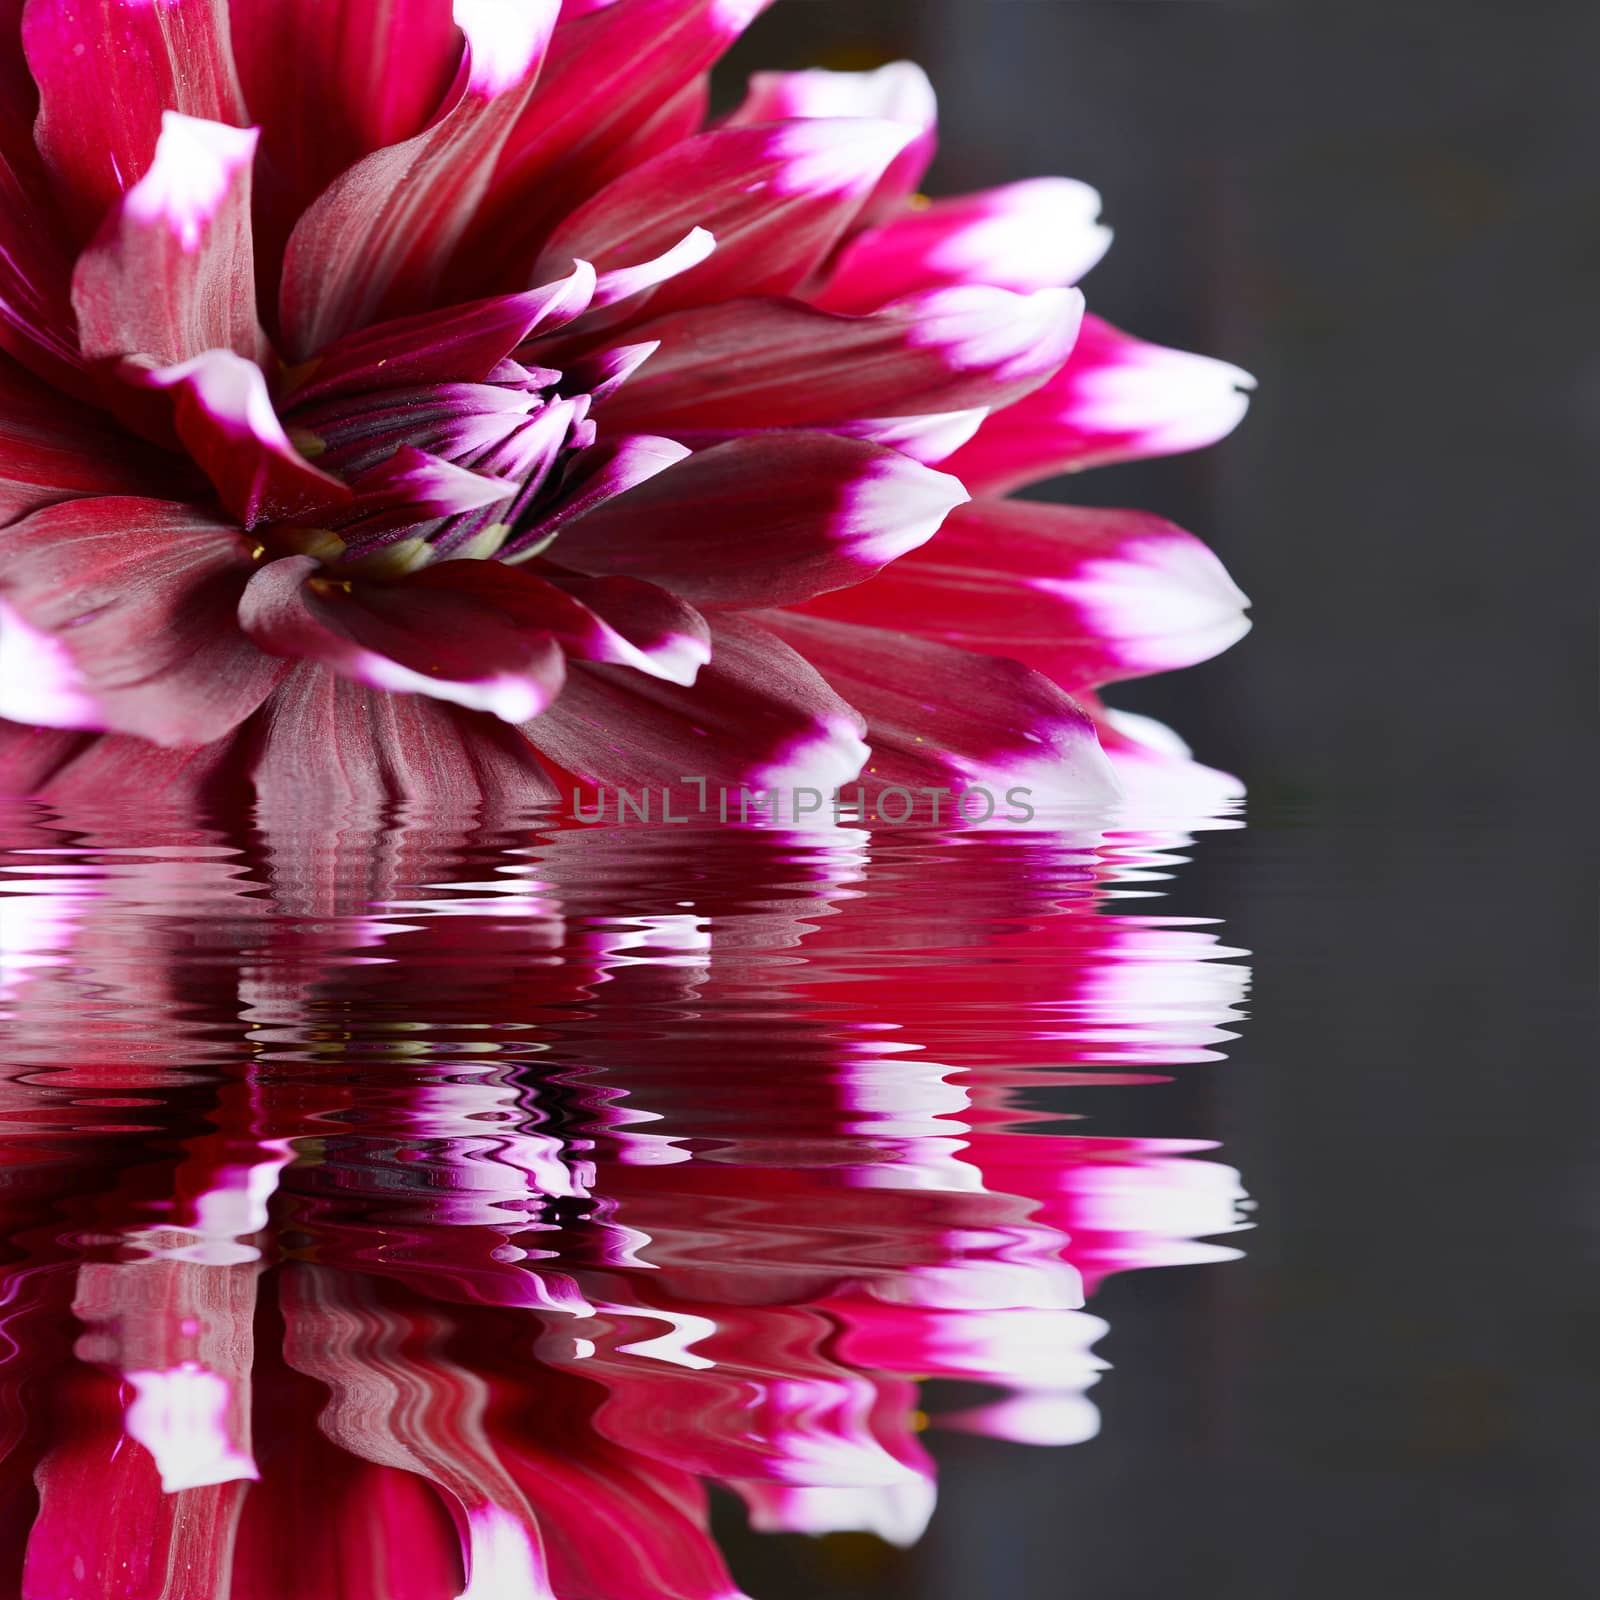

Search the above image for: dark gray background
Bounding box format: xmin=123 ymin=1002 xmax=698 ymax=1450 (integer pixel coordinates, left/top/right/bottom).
xmin=712 ymin=4 xmax=1598 ymax=1595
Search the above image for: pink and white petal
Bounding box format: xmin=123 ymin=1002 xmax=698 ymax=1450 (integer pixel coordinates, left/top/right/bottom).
xmin=599 ymin=286 xmax=1082 ymax=437
xmin=799 ymin=500 xmax=1251 ymax=691
xmin=815 ymin=178 xmax=1111 ymax=313
xmin=399 ymin=557 xmax=710 ymax=685
xmin=278 ymin=0 xmax=562 ymax=358
xmin=238 ymin=555 xmax=567 ymax=724
xmin=459 ymin=0 xmax=775 ymax=285
xmin=550 ymin=435 xmax=968 ymax=609
xmin=726 ymin=61 xmax=937 ymax=223
xmin=285 ymin=262 xmax=597 ymax=407
xmin=943 ymin=314 xmax=1256 ymax=494
xmin=0 ymin=354 xmax=187 ymax=526
xmin=0 ymin=497 xmax=285 ymax=745
xmin=586 ymin=229 xmax=715 ymax=315
xmin=759 ymin=612 xmax=1122 ymax=809
xmin=229 ymin=0 xmax=462 ymax=222
xmin=525 ymin=612 xmax=869 ymax=795
xmin=534 ymin=119 xmax=917 ymax=318
xmin=73 ymin=113 xmax=266 ymax=367
xmin=133 ymin=350 xmax=349 ymax=528
xmin=247 ymin=662 xmax=559 ymax=813
xmin=22 ymin=0 xmax=247 ymax=239
xmin=1089 ymin=701 xmax=1246 ymax=818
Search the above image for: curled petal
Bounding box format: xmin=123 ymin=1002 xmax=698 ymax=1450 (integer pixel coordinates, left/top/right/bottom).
xmin=816 ymin=178 xmax=1111 ymax=312
xmin=238 ymin=556 xmax=567 ymax=724
xmin=799 ymin=500 xmax=1251 ymax=690
xmin=551 ymin=434 xmax=970 ymax=608
xmin=73 ymin=113 xmax=266 ymax=367
xmin=944 ymin=313 xmax=1256 ymax=493
xmin=135 ymin=351 xmax=349 ymax=529
xmin=0 ymin=497 xmax=284 ymax=745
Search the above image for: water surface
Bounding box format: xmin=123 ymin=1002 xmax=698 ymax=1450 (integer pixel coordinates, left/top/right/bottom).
xmin=0 ymin=805 xmax=1251 ymax=1598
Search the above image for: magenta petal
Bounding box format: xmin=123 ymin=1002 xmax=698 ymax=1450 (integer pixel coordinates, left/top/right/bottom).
xmin=526 ymin=612 xmax=868 ymax=793
xmin=815 ymin=177 xmax=1111 ymax=313
xmin=534 ymin=118 xmax=917 ymax=319
xmin=22 ymin=0 xmax=248 ymax=239
xmin=798 ymin=499 xmax=1251 ymax=691
xmin=598 ymin=286 xmax=1083 ymax=438
xmin=238 ymin=555 xmax=568 ymax=724
xmin=551 ymin=434 xmax=969 ymax=608
xmin=132 ymin=351 xmax=349 ymax=529
xmin=943 ymin=313 xmax=1256 ymax=493
xmin=760 ymin=612 xmax=1123 ymax=807
xmin=72 ymin=113 xmax=266 ymax=368
xmin=277 ymin=0 xmax=562 ymax=357
xmin=247 ymin=662 xmax=558 ymax=812
xmin=0 ymin=497 xmax=285 ymax=745
xmin=726 ymin=61 xmax=938 ymax=225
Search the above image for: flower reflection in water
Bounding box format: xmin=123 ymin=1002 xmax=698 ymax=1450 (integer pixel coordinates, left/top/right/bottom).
xmin=0 ymin=807 xmax=1248 ymax=1598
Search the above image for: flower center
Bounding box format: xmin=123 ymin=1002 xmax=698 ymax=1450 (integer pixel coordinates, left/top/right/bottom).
xmin=274 ymin=360 xmax=599 ymax=580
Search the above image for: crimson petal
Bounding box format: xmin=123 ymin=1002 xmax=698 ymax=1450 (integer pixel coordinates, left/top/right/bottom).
xmin=596 ymin=287 xmax=1083 ymax=448
xmin=132 ymin=350 xmax=350 ymax=529
xmin=550 ymin=434 xmax=969 ymax=608
xmin=72 ymin=113 xmax=267 ymax=367
xmin=238 ymin=555 xmax=568 ymax=725
xmin=798 ymin=499 xmax=1251 ymax=691
xmin=0 ymin=497 xmax=285 ymax=745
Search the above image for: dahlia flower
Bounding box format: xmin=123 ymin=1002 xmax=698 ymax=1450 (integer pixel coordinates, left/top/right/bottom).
xmin=0 ymin=814 xmax=1248 ymax=1597
xmin=0 ymin=0 xmax=1251 ymax=813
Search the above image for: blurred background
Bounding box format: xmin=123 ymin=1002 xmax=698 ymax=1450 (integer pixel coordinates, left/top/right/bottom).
xmin=709 ymin=3 xmax=1598 ymax=1595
